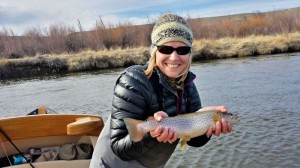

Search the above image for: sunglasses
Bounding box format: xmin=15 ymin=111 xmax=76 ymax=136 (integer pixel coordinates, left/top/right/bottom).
xmin=156 ymin=45 xmax=191 ymax=55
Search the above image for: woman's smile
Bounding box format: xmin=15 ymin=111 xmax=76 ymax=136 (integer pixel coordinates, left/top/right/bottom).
xmin=166 ymin=63 xmax=179 ymax=68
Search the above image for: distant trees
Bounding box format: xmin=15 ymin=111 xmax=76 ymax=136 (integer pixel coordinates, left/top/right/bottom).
xmin=1 ymin=8 xmax=300 ymax=59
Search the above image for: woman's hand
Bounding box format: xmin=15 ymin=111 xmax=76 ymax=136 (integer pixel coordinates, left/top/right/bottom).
xmin=205 ymin=106 xmax=233 ymax=138
xmin=149 ymin=111 xmax=178 ymax=143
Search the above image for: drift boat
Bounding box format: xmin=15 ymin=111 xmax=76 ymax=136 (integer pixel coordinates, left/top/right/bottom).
xmin=0 ymin=106 xmax=104 ymax=168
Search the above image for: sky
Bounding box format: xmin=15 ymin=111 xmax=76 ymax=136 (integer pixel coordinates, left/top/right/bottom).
xmin=1 ymin=0 xmax=300 ymax=35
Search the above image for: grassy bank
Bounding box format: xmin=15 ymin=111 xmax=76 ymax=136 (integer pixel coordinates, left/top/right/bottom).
xmin=193 ymin=31 xmax=300 ymax=59
xmin=1 ymin=31 xmax=300 ymax=80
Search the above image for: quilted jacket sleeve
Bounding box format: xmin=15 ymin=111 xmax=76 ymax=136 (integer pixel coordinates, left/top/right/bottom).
xmin=110 ymin=65 xmax=158 ymax=161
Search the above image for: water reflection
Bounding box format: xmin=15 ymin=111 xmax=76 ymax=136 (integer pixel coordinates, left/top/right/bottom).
xmin=1 ymin=53 xmax=300 ymax=167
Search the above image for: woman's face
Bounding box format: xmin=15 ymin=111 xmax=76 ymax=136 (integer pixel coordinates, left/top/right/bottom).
xmin=155 ymin=41 xmax=190 ymax=78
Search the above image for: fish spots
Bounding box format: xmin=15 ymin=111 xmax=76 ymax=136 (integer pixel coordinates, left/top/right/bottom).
xmin=124 ymin=109 xmax=239 ymax=142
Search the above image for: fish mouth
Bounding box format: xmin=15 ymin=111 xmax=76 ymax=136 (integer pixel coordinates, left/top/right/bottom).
xmin=231 ymin=115 xmax=239 ymax=124
xmin=223 ymin=113 xmax=239 ymax=124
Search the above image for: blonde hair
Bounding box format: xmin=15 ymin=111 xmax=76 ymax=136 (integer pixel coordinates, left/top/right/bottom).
xmin=144 ymin=52 xmax=157 ymax=77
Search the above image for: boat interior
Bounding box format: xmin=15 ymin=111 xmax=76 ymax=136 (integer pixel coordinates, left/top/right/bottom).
xmin=0 ymin=135 xmax=98 ymax=168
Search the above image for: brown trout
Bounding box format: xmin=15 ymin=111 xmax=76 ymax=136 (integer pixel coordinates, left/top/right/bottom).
xmin=124 ymin=108 xmax=239 ymax=150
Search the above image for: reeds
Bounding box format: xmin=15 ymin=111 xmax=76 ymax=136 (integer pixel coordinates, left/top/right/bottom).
xmin=1 ymin=8 xmax=300 ymax=59
xmin=1 ymin=8 xmax=300 ymax=79
xmin=193 ymin=32 xmax=300 ymax=60
xmin=1 ymin=32 xmax=299 ymax=79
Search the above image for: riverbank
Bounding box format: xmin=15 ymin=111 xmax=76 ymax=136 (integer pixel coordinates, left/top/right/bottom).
xmin=1 ymin=31 xmax=300 ymax=80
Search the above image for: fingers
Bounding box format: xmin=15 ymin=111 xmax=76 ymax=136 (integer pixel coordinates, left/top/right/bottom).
xmin=206 ymin=127 xmax=213 ymax=138
xmin=212 ymin=119 xmax=233 ymax=137
xmin=221 ymin=119 xmax=233 ymax=134
xmin=159 ymin=127 xmax=170 ymax=143
xmin=200 ymin=106 xmax=228 ymax=113
xmin=150 ymin=126 xmax=163 ymax=138
xmin=154 ymin=111 xmax=168 ymax=121
xmin=213 ymin=106 xmax=227 ymax=113
xmin=151 ymin=127 xmax=178 ymax=143
xmin=213 ymin=121 xmax=221 ymax=136
xmin=221 ymin=119 xmax=228 ymax=134
xmin=218 ymin=106 xmax=228 ymax=113
xmin=168 ymin=131 xmax=178 ymax=143
xmin=157 ymin=127 xmax=170 ymax=143
xmin=227 ymin=122 xmax=232 ymax=133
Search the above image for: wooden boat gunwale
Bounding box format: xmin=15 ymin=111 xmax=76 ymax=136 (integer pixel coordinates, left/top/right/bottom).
xmin=0 ymin=114 xmax=104 ymax=142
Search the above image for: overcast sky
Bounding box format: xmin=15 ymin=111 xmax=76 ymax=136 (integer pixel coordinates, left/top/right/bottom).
xmin=1 ymin=0 xmax=300 ymax=35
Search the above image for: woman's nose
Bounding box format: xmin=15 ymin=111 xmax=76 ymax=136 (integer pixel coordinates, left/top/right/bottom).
xmin=169 ymin=51 xmax=179 ymax=60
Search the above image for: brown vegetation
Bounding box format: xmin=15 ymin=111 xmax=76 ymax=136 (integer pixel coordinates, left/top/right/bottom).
xmin=0 ymin=47 xmax=150 ymax=79
xmin=0 ymin=17 xmax=153 ymax=59
xmin=1 ymin=7 xmax=300 ymax=59
xmin=0 ymin=7 xmax=300 ymax=79
xmin=1 ymin=31 xmax=300 ymax=80
xmin=193 ymin=32 xmax=300 ymax=59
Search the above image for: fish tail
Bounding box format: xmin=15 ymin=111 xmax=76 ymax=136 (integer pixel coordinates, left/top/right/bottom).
xmin=123 ymin=118 xmax=147 ymax=142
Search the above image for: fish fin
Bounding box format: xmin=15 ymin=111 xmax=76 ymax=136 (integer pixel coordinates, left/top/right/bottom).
xmin=212 ymin=113 xmax=221 ymax=122
xmin=184 ymin=135 xmax=191 ymax=141
xmin=147 ymin=116 xmax=155 ymax=121
xmin=180 ymin=135 xmax=191 ymax=150
xmin=123 ymin=118 xmax=147 ymax=142
xmin=180 ymin=139 xmax=187 ymax=151
xmin=197 ymin=107 xmax=218 ymax=112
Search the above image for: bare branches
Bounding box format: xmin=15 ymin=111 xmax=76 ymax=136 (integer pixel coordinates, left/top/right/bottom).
xmin=1 ymin=8 xmax=300 ymax=59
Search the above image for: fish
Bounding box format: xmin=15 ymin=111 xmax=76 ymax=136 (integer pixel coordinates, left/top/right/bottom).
xmin=123 ymin=108 xmax=239 ymax=150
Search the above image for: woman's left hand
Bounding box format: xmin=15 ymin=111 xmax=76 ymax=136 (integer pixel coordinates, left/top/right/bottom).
xmin=149 ymin=111 xmax=178 ymax=143
xmin=205 ymin=106 xmax=233 ymax=137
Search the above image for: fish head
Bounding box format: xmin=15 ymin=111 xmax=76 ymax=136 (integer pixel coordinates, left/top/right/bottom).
xmin=221 ymin=113 xmax=239 ymax=124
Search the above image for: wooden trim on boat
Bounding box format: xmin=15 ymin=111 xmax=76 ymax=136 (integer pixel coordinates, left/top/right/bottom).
xmin=67 ymin=116 xmax=102 ymax=136
xmin=0 ymin=114 xmax=104 ymax=142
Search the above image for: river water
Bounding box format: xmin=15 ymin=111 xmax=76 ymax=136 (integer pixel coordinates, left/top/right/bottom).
xmin=1 ymin=53 xmax=300 ymax=168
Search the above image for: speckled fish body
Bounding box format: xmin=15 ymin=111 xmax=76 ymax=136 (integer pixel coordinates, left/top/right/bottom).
xmin=124 ymin=108 xmax=239 ymax=150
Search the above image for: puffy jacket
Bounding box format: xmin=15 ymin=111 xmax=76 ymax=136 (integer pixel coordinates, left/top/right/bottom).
xmin=110 ymin=64 xmax=210 ymax=167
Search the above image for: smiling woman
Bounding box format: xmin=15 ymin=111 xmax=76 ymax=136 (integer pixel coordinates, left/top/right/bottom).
xmin=89 ymin=13 xmax=234 ymax=168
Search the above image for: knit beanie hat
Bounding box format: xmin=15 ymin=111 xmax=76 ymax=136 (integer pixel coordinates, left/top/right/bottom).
xmin=150 ymin=14 xmax=193 ymax=56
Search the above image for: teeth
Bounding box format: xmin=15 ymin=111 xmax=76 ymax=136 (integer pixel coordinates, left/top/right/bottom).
xmin=167 ymin=64 xmax=179 ymax=68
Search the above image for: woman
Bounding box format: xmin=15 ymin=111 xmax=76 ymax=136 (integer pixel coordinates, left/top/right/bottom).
xmin=90 ymin=13 xmax=232 ymax=168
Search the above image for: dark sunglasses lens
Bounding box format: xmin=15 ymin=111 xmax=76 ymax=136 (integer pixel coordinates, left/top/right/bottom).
xmin=176 ymin=47 xmax=191 ymax=55
xmin=157 ymin=45 xmax=191 ymax=55
xmin=157 ymin=46 xmax=174 ymax=54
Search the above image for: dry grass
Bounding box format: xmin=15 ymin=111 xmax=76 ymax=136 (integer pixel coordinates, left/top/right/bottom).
xmin=192 ymin=31 xmax=300 ymax=60
xmin=66 ymin=47 xmax=149 ymax=71
xmin=1 ymin=7 xmax=300 ymax=59
xmin=0 ymin=47 xmax=150 ymax=79
xmin=1 ymin=31 xmax=300 ymax=79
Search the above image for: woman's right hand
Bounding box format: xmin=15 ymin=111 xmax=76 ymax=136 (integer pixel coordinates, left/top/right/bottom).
xmin=204 ymin=106 xmax=233 ymax=138
xmin=149 ymin=111 xmax=178 ymax=144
